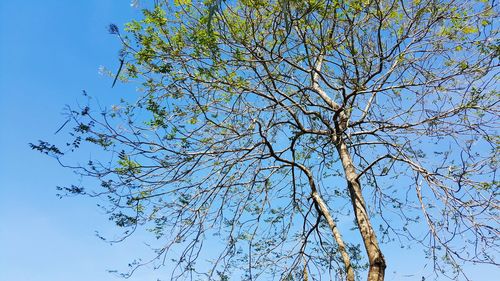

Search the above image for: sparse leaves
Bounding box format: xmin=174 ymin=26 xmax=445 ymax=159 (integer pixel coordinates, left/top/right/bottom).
xmin=34 ymin=1 xmax=499 ymax=280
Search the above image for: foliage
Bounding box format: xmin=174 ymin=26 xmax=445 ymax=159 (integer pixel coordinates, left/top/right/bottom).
xmin=32 ymin=0 xmax=499 ymax=280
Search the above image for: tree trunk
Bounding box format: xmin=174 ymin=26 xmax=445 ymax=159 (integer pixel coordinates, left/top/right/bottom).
xmin=336 ymin=139 xmax=386 ymax=281
xmin=311 ymin=191 xmax=355 ymax=281
xmin=303 ymin=166 xmax=355 ymax=281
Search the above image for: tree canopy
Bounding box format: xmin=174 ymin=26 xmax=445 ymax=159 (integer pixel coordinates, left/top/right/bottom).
xmin=32 ymin=0 xmax=499 ymax=280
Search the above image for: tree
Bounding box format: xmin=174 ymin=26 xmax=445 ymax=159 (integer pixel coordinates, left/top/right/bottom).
xmin=32 ymin=0 xmax=499 ymax=280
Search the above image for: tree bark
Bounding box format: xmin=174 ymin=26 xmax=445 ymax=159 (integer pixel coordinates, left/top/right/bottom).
xmin=311 ymin=191 xmax=355 ymax=281
xmin=336 ymin=139 xmax=386 ymax=281
xmin=302 ymin=167 xmax=355 ymax=281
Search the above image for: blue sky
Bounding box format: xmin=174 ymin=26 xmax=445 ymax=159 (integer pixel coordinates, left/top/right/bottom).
xmin=0 ymin=1 xmax=497 ymax=281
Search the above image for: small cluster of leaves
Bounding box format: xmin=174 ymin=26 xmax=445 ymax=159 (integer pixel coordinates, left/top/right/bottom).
xmin=29 ymin=140 xmax=63 ymax=156
xmin=115 ymin=151 xmax=142 ymax=175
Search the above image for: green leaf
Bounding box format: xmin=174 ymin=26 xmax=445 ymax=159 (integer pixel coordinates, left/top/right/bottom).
xmin=174 ymin=0 xmax=191 ymax=6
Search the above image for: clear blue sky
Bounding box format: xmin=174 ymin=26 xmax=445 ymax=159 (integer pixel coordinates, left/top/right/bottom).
xmin=0 ymin=1 xmax=497 ymax=281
